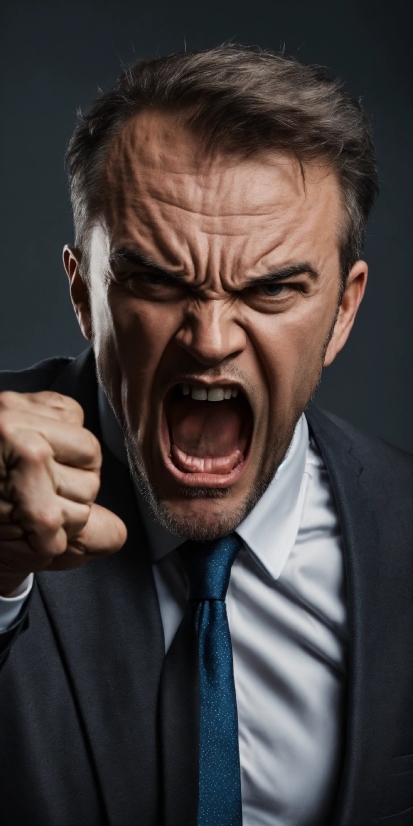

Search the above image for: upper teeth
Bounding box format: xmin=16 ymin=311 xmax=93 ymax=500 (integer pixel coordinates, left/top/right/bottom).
xmin=181 ymin=384 xmax=239 ymax=401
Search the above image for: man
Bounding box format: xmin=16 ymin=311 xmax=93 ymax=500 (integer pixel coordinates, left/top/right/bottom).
xmin=0 ymin=45 xmax=411 ymax=826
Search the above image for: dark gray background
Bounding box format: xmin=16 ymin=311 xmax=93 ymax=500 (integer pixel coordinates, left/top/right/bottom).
xmin=0 ymin=0 xmax=411 ymax=450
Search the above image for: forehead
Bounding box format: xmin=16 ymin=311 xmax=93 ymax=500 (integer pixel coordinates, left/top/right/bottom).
xmin=102 ymin=109 xmax=343 ymax=270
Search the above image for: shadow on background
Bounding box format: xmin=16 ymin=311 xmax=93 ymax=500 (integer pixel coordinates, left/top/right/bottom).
xmin=0 ymin=0 xmax=412 ymax=450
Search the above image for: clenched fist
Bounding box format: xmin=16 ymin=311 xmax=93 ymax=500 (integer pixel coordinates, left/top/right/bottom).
xmin=0 ymin=390 xmax=127 ymax=596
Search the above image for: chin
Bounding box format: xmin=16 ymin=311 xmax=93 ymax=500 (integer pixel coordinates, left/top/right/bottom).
xmin=146 ymin=492 xmax=254 ymax=542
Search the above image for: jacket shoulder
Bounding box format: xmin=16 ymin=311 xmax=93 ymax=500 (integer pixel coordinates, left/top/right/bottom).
xmin=307 ymin=404 xmax=413 ymax=487
xmin=0 ymin=357 xmax=73 ymax=394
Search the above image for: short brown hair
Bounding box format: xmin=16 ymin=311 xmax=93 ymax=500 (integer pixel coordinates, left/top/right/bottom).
xmin=66 ymin=44 xmax=378 ymax=282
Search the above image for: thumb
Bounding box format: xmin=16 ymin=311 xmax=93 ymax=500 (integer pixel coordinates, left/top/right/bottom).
xmin=69 ymin=503 xmax=127 ymax=556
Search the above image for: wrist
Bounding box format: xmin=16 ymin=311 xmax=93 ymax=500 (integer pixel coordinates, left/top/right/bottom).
xmin=0 ymin=575 xmax=33 ymax=599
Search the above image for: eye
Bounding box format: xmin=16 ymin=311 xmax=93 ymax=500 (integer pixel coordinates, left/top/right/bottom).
xmin=254 ymin=282 xmax=299 ymax=298
xmin=242 ymin=280 xmax=303 ymax=314
xmin=123 ymin=270 xmax=187 ymax=301
xmin=140 ymin=272 xmax=170 ymax=286
xmin=256 ymin=283 xmax=286 ymax=297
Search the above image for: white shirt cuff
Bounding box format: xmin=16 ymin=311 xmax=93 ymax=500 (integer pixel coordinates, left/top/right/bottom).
xmin=0 ymin=574 xmax=34 ymax=632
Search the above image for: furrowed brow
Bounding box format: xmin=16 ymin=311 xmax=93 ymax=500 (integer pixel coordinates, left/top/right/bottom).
xmin=250 ymin=262 xmax=320 ymax=285
xmin=109 ymin=247 xmax=183 ymax=279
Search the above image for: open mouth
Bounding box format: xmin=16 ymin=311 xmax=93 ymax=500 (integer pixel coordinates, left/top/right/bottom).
xmin=161 ymin=382 xmax=253 ymax=488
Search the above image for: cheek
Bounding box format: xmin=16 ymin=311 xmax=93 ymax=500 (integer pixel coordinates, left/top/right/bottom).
xmin=114 ymin=300 xmax=164 ymax=358
xmin=107 ymin=296 xmax=180 ymax=403
xmin=246 ymin=303 xmax=331 ymax=401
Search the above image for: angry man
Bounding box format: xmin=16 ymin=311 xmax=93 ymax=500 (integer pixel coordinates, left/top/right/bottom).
xmin=0 ymin=45 xmax=411 ymax=826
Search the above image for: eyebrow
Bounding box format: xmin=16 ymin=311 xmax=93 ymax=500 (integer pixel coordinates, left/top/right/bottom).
xmin=110 ymin=247 xmax=184 ymax=279
xmin=247 ymin=263 xmax=320 ymax=286
xmin=110 ymin=247 xmax=319 ymax=284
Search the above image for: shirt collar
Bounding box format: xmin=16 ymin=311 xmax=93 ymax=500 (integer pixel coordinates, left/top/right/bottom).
xmin=98 ymin=386 xmax=309 ymax=580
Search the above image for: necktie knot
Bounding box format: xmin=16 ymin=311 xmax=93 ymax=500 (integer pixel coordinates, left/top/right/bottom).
xmin=178 ymin=534 xmax=242 ymax=601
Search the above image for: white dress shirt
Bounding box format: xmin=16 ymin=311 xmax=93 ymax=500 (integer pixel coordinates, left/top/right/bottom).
xmin=0 ymin=390 xmax=348 ymax=825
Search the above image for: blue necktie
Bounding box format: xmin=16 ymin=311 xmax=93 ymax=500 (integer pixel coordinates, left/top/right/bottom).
xmin=178 ymin=534 xmax=243 ymax=826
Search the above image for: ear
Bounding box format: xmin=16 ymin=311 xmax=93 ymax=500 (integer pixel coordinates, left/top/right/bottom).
xmin=323 ymin=260 xmax=368 ymax=367
xmin=63 ymin=245 xmax=92 ymax=340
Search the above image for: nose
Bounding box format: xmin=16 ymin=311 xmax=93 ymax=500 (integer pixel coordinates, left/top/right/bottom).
xmin=174 ymin=298 xmax=247 ymax=367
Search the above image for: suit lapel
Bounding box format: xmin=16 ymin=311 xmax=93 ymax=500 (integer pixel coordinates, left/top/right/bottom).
xmin=306 ymin=405 xmax=387 ymax=825
xmin=36 ymin=350 xmax=166 ymax=826
xmin=159 ymin=610 xmax=200 ymax=826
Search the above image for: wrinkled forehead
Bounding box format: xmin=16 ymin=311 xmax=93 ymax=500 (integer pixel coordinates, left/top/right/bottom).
xmin=101 ymin=109 xmax=343 ymax=253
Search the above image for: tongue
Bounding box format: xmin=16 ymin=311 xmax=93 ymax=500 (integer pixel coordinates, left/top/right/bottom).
xmin=168 ymin=396 xmax=247 ymax=475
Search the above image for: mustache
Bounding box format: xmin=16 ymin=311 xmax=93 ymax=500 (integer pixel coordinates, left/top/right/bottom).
xmin=161 ymin=362 xmax=256 ymax=395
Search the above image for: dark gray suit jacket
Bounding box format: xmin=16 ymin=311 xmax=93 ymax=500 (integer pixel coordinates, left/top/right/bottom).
xmin=0 ymin=349 xmax=412 ymax=826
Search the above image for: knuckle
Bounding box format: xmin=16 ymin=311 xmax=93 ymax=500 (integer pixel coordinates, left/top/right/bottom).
xmin=34 ymin=505 xmax=63 ymax=535
xmin=36 ymin=390 xmax=65 ymax=405
xmin=78 ymin=503 xmax=92 ymax=528
xmin=21 ymin=439 xmax=52 ymax=466
xmin=58 ymin=394 xmax=84 ymax=422
xmin=67 ymin=396 xmax=84 ymax=417
xmin=88 ymin=472 xmax=101 ymax=500
xmin=37 ymin=535 xmax=67 ymax=560
xmin=0 ymin=391 xmax=20 ymax=411
xmin=85 ymin=429 xmax=102 ymax=464
xmin=50 ymin=531 xmax=68 ymax=556
xmin=0 ymin=412 xmax=16 ymax=443
xmin=36 ymin=392 xmax=84 ymax=423
xmin=34 ymin=390 xmax=65 ymax=406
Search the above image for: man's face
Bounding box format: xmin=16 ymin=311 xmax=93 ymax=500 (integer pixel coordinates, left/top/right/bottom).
xmin=66 ymin=110 xmax=367 ymax=539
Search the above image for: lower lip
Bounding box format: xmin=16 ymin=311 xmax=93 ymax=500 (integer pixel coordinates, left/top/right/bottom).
xmin=162 ymin=450 xmax=248 ymax=488
xmin=160 ymin=399 xmax=250 ymax=489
